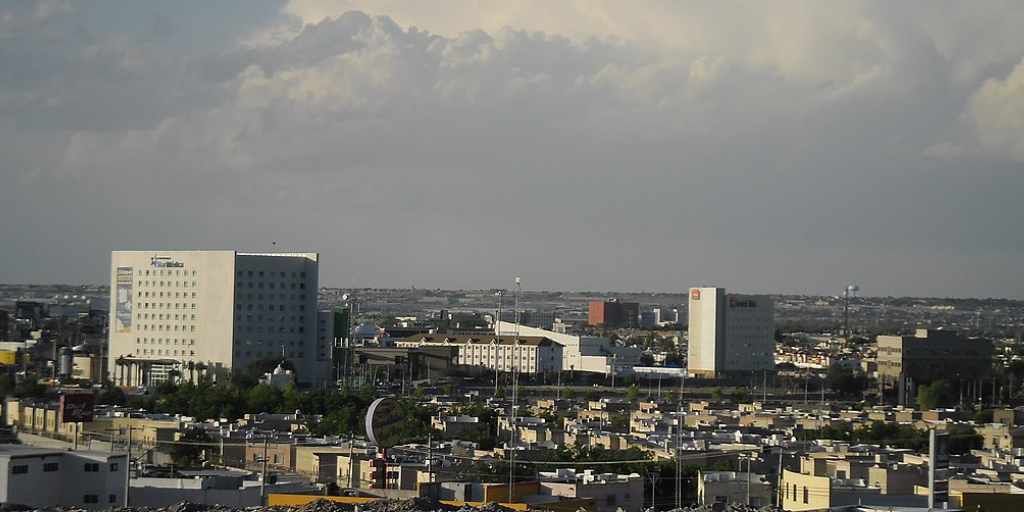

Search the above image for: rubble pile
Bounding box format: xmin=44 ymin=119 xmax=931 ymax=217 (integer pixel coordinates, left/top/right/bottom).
xmin=665 ymin=505 xmax=782 ymax=512
xmin=0 ymin=499 xmax=780 ymax=512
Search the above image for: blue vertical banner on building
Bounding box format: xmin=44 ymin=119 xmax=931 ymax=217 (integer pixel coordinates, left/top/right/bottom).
xmin=116 ymin=266 xmax=133 ymax=333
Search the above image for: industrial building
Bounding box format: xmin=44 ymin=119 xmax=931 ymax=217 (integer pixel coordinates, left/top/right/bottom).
xmin=877 ymin=328 xmax=993 ymax=390
xmin=588 ymin=300 xmax=639 ymax=328
xmin=395 ymin=333 xmax=563 ymax=374
xmin=107 ymin=251 xmax=331 ymax=387
xmin=687 ymin=287 xmax=774 ymax=378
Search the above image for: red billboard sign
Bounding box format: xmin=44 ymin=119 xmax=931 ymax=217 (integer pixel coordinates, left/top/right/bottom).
xmin=60 ymin=394 xmax=95 ymax=423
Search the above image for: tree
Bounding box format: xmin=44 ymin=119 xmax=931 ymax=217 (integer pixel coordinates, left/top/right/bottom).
xmin=625 ymin=384 xmax=640 ymax=403
xmin=563 ymin=387 xmax=575 ymax=400
xmin=826 ymin=364 xmax=865 ymax=397
xmin=731 ymin=386 xmax=750 ymax=403
xmin=244 ymin=356 xmax=295 ymax=384
xmin=14 ymin=374 xmax=46 ymax=399
xmin=917 ymin=380 xmax=956 ymax=411
xmin=247 ymin=384 xmax=284 ymax=413
xmin=711 ymin=387 xmax=723 ymax=402
xmin=359 ymin=384 xmax=376 ymax=402
xmin=170 ymin=428 xmax=211 ymax=468
xmin=948 ymin=424 xmax=983 ymax=454
xmin=974 ymin=409 xmax=995 ymax=424
xmin=664 ymin=352 xmax=683 ymax=367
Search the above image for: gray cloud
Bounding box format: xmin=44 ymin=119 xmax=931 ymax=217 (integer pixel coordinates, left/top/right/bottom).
xmin=2 ymin=4 xmax=1024 ymax=299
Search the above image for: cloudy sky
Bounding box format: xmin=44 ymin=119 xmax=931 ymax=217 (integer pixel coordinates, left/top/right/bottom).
xmin=2 ymin=1 xmax=1023 ymax=299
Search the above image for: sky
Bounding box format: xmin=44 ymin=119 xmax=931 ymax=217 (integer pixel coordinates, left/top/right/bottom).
xmin=2 ymin=1 xmax=1024 ymax=299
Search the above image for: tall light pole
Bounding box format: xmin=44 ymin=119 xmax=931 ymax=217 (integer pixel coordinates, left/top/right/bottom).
xmin=509 ymin=277 xmax=521 ymax=501
xmin=495 ymin=290 xmax=504 ymax=396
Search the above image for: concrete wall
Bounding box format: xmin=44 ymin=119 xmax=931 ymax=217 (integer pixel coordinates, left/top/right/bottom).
xmin=781 ymin=469 xmax=831 ymax=512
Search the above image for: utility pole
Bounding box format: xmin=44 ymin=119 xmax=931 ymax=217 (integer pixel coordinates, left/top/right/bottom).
xmin=125 ymin=425 xmax=132 ymax=506
xmin=260 ymin=437 xmax=269 ymax=504
xmin=646 ymin=468 xmax=660 ymax=510
xmin=745 ymin=455 xmax=751 ymax=505
xmin=776 ymin=448 xmax=785 ymax=507
xmin=347 ymin=433 xmax=354 ymax=488
xmin=674 ymin=385 xmax=683 ymax=509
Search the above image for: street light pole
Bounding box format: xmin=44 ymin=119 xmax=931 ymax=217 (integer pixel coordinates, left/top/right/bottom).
xmin=509 ymin=277 xmax=521 ymax=502
xmin=495 ymin=291 xmax=503 ymax=396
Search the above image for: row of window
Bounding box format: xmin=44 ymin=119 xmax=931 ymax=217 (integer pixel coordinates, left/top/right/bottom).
xmin=236 ymin=350 xmax=304 ymax=359
xmin=238 ymin=270 xmax=305 ymax=278
xmin=238 ymin=281 xmax=305 ymax=290
xmin=237 ymin=314 xmax=306 ymax=322
xmin=236 ymin=293 xmax=306 ymax=302
xmin=236 ymin=338 xmax=304 ymax=346
xmin=142 ymin=269 xmax=196 ymax=277
xmin=236 ymin=326 xmax=305 ymax=334
xmin=136 ymin=280 xmax=197 ymax=288
xmin=136 ymin=338 xmax=195 ymax=345
xmin=137 ymin=291 xmax=195 ymax=299
xmin=138 ymin=313 xmax=196 ymax=321
xmin=137 ymin=348 xmax=195 ymax=357
xmin=139 ymin=301 xmax=197 ymax=309
xmin=237 ymin=303 xmax=300 ymax=312
xmin=138 ymin=324 xmax=197 ymax=332
xmin=83 ymin=494 xmax=118 ymax=504
xmin=11 ymin=462 xmax=117 ymax=474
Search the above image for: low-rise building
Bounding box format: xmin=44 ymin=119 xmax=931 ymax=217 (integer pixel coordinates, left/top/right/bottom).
xmin=698 ymin=471 xmax=772 ymax=508
xmin=0 ymin=446 xmax=127 ymax=510
xmin=538 ymin=468 xmax=644 ymax=512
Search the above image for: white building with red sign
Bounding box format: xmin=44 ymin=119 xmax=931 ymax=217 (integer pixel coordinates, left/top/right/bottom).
xmin=687 ymin=287 xmax=774 ymax=378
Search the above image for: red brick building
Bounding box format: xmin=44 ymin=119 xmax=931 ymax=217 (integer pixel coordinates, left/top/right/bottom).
xmin=588 ymin=300 xmax=639 ymax=328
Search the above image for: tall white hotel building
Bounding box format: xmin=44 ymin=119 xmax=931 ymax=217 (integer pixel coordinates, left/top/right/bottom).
xmin=108 ymin=251 xmax=331 ymax=386
xmin=687 ymin=286 xmax=774 ymax=378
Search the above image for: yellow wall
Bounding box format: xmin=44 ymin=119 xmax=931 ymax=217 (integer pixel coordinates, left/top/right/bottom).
xmin=781 ymin=470 xmax=831 ymax=511
xmin=955 ymin=492 xmax=1024 ymax=512
xmin=483 ymin=481 xmax=540 ymax=503
xmin=0 ymin=350 xmax=16 ymax=365
xmin=268 ymin=495 xmax=530 ymax=510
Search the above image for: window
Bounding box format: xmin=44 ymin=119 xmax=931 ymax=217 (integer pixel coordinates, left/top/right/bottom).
xmin=85 ymin=463 xmax=100 ymax=472
xmin=110 ymin=463 xmax=119 ymax=471
xmin=84 ymin=495 xmax=99 ymax=504
xmin=43 ymin=462 xmax=59 ymax=472
xmin=110 ymin=494 xmax=118 ymax=503
xmin=11 ymin=465 xmax=28 ymax=474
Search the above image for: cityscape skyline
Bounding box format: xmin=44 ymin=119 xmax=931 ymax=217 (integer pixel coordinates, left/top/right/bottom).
xmin=2 ymin=2 xmax=1024 ymax=300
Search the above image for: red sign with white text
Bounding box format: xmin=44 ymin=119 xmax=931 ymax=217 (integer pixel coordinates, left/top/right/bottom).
xmin=60 ymin=394 xmax=95 ymax=423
